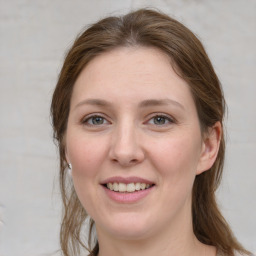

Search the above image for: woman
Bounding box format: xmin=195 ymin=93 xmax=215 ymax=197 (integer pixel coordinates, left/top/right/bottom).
xmin=51 ymin=8 xmax=252 ymax=256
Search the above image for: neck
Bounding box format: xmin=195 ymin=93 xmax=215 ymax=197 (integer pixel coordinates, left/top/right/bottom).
xmin=97 ymin=235 xmax=203 ymax=256
xmin=95 ymin=196 xmax=216 ymax=256
xmin=96 ymin=216 xmax=212 ymax=256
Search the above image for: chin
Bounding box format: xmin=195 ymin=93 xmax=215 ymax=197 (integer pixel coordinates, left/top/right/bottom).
xmin=108 ymin=226 xmax=152 ymax=241
xmin=97 ymin=213 xmax=154 ymax=241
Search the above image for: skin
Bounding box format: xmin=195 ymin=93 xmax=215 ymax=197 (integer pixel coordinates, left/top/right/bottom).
xmin=65 ymin=46 xmax=221 ymax=256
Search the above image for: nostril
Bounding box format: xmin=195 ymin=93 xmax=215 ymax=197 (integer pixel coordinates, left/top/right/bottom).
xmin=110 ymin=156 xmax=139 ymax=166
xmin=109 ymin=136 xmax=145 ymax=165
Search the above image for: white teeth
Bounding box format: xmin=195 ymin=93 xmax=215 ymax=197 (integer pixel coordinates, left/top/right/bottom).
xmin=113 ymin=182 xmax=118 ymax=191
xmin=141 ymin=183 xmax=146 ymax=190
xmin=119 ymin=183 xmax=126 ymax=192
xmin=107 ymin=183 xmax=113 ymax=190
xmin=135 ymin=182 xmax=141 ymax=191
xmin=106 ymin=182 xmax=152 ymax=193
xmin=127 ymin=183 xmax=135 ymax=192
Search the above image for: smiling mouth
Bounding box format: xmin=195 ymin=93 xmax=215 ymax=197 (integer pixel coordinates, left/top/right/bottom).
xmin=104 ymin=182 xmax=155 ymax=193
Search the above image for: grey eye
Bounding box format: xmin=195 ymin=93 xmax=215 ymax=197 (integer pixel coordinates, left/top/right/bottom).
xmin=147 ymin=114 xmax=174 ymax=126
xmin=83 ymin=115 xmax=108 ymax=125
xmin=152 ymin=116 xmax=169 ymax=125
xmin=154 ymin=116 xmax=166 ymax=125
xmin=90 ymin=116 xmax=105 ymax=125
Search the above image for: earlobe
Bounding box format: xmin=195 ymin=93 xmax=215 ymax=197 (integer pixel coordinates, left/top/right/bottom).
xmin=65 ymin=150 xmax=72 ymax=175
xmin=196 ymin=122 xmax=222 ymax=175
xmin=65 ymin=147 xmax=70 ymax=166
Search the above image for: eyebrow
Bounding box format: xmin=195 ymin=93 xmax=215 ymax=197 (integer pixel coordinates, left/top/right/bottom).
xmin=138 ymin=98 xmax=184 ymax=110
xmin=74 ymin=98 xmax=184 ymax=110
xmin=75 ymin=99 xmax=111 ymax=109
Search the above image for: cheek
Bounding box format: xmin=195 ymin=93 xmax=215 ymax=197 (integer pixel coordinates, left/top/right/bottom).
xmin=65 ymin=134 xmax=109 ymax=215
xmin=66 ymin=133 xmax=109 ymax=179
xmin=151 ymin=135 xmax=202 ymax=183
xmin=150 ymin=136 xmax=202 ymax=215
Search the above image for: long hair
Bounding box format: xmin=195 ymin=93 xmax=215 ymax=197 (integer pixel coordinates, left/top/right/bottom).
xmin=51 ymin=8 xmax=251 ymax=256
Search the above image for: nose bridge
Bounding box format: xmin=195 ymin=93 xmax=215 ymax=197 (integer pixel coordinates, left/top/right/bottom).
xmin=109 ymin=117 xmax=144 ymax=166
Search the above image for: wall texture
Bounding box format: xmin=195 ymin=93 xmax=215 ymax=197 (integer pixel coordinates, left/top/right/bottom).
xmin=0 ymin=0 xmax=255 ymax=255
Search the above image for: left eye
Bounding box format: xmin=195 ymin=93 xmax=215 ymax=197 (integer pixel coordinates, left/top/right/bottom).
xmin=148 ymin=115 xmax=173 ymax=125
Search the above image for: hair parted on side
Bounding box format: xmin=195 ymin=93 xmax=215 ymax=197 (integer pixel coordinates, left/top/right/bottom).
xmin=51 ymin=8 xmax=251 ymax=256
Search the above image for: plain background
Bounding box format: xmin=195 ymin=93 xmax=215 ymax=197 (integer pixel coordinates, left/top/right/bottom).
xmin=0 ymin=0 xmax=255 ymax=255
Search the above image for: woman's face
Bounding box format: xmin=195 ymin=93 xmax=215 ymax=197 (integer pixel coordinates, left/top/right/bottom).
xmin=65 ymin=47 xmax=214 ymax=241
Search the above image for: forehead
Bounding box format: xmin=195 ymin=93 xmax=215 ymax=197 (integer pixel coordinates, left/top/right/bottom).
xmin=70 ymin=46 xmax=194 ymax=111
xmin=78 ymin=46 xmax=174 ymax=84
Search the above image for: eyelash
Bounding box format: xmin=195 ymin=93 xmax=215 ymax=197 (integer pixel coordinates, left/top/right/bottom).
xmin=81 ymin=113 xmax=175 ymax=127
xmin=82 ymin=114 xmax=110 ymax=126
xmin=146 ymin=114 xmax=175 ymax=126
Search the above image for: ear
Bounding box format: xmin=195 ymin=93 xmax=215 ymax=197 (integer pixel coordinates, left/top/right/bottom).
xmin=196 ymin=121 xmax=222 ymax=175
xmin=64 ymin=143 xmax=70 ymax=165
xmin=65 ymin=149 xmax=70 ymax=164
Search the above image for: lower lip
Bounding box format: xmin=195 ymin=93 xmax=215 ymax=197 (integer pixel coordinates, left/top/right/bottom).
xmin=102 ymin=185 xmax=154 ymax=203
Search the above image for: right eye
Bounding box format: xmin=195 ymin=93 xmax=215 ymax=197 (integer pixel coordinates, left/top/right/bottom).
xmin=82 ymin=115 xmax=109 ymax=126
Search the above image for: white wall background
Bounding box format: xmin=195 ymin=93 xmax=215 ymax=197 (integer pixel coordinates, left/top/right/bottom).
xmin=0 ymin=0 xmax=255 ymax=255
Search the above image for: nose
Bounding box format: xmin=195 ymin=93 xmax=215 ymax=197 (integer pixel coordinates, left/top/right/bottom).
xmin=109 ymin=122 xmax=145 ymax=167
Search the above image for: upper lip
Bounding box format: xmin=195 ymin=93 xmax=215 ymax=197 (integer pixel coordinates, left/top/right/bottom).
xmin=101 ymin=176 xmax=154 ymax=185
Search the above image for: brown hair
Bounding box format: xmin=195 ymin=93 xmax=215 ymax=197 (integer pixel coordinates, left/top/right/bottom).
xmin=51 ymin=8 xmax=251 ymax=256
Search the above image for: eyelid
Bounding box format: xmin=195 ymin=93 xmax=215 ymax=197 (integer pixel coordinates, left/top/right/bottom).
xmin=81 ymin=113 xmax=111 ymax=125
xmin=80 ymin=112 xmax=176 ymax=126
xmin=145 ymin=113 xmax=176 ymax=125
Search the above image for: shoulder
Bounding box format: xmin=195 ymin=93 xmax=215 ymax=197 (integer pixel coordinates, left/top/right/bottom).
xmin=234 ymin=252 xmax=255 ymax=256
xmin=217 ymin=251 xmax=255 ymax=256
